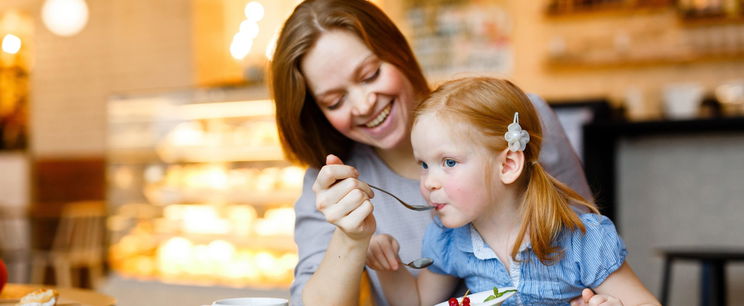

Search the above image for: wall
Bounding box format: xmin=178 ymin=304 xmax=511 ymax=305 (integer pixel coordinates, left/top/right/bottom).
xmin=618 ymin=133 xmax=744 ymax=304
xmin=1 ymin=0 xmax=196 ymax=157
xmin=0 ymin=152 xmax=29 ymax=208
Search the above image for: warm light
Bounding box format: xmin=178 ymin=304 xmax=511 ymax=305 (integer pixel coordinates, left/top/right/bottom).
xmin=255 ymin=207 xmax=295 ymax=236
xmin=1 ymin=34 xmax=21 ymax=54
xmin=231 ymin=1 xmax=265 ymax=60
xmin=265 ymin=27 xmax=280 ymax=61
xmin=182 ymin=205 xmax=230 ymax=234
xmin=200 ymin=166 xmax=230 ymax=190
xmin=179 ymin=99 xmax=275 ymax=119
xmin=244 ymin=2 xmax=265 ymax=22
xmin=239 ymin=20 xmax=260 ymax=39
xmin=168 ymin=122 xmax=204 ymax=146
xmin=158 ymin=237 xmax=193 ymax=265
xmin=41 ymin=0 xmax=89 ymax=37
xmin=207 ymin=240 xmax=235 ymax=262
xmin=230 ymin=31 xmax=253 ymax=60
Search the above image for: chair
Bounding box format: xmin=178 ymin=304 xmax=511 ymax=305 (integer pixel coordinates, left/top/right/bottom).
xmin=0 ymin=206 xmax=31 ymax=283
xmin=31 ymin=201 xmax=106 ymax=289
xmin=658 ymin=247 xmax=744 ymax=306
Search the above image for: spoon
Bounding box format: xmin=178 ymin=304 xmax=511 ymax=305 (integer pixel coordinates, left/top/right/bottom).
xmin=369 ymin=185 xmax=434 ymax=211
xmin=404 ymin=257 xmax=434 ymax=269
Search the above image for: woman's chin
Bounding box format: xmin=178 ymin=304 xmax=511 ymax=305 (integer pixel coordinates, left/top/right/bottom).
xmin=364 ymin=131 xmax=408 ymax=151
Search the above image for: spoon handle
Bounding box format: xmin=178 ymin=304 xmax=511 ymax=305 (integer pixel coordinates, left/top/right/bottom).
xmin=369 ymin=185 xmax=432 ymax=211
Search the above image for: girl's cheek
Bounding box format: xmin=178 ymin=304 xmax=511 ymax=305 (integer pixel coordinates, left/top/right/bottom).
xmin=444 ymin=182 xmax=471 ymax=206
xmin=442 ymin=183 xmax=458 ymax=200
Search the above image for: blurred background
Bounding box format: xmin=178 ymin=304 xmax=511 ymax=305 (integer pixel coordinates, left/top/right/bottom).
xmin=0 ymin=0 xmax=743 ymax=305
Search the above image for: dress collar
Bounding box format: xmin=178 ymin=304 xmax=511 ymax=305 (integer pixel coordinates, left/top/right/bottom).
xmin=458 ymin=224 xmax=531 ymax=260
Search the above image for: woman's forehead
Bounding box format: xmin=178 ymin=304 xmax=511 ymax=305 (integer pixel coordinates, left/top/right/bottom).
xmin=301 ymin=30 xmax=373 ymax=94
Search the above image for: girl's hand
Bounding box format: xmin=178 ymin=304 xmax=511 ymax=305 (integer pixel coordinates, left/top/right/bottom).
xmin=570 ymin=289 xmax=624 ymax=306
xmin=313 ymin=154 xmax=376 ymax=240
xmin=366 ymin=234 xmax=402 ymax=271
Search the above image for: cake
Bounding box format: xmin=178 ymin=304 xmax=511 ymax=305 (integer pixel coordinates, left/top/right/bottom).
xmin=17 ymin=288 xmax=58 ymax=306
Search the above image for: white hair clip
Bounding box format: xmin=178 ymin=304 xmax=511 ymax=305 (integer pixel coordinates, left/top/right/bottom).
xmin=504 ymin=112 xmax=530 ymax=152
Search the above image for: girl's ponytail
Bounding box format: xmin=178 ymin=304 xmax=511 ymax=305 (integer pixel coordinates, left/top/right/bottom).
xmin=512 ymin=162 xmax=598 ymax=264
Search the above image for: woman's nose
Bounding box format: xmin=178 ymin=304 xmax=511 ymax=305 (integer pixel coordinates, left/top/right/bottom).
xmin=351 ymin=90 xmax=376 ymax=116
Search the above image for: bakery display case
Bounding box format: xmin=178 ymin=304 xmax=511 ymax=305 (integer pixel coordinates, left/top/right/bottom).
xmin=106 ymin=87 xmax=301 ymax=288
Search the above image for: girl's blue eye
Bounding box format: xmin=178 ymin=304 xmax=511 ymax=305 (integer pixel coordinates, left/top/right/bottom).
xmin=444 ymin=159 xmax=457 ymax=167
xmin=420 ymin=161 xmax=428 ymax=169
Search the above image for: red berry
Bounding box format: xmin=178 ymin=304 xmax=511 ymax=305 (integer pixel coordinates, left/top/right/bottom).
xmin=448 ymin=297 xmax=459 ymax=306
xmin=462 ymin=296 xmax=470 ymax=306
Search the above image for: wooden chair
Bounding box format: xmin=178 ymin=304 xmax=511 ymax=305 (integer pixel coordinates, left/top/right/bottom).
xmin=359 ymin=269 xmax=374 ymax=306
xmin=31 ymin=201 xmax=106 ymax=289
xmin=0 ymin=206 xmax=31 ymax=283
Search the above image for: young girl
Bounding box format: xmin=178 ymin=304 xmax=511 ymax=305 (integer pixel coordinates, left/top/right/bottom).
xmin=366 ymin=77 xmax=660 ymax=306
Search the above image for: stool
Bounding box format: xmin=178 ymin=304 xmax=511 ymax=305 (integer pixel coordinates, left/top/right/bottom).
xmin=658 ymin=247 xmax=744 ymax=306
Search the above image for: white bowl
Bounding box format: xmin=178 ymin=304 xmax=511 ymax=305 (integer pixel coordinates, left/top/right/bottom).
xmin=212 ymin=297 xmax=288 ymax=306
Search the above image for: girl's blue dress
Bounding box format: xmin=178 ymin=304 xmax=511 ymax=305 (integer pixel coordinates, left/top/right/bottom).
xmin=422 ymin=213 xmax=627 ymax=305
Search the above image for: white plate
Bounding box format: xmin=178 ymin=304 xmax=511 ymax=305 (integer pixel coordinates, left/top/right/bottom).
xmin=434 ymin=287 xmax=516 ymax=306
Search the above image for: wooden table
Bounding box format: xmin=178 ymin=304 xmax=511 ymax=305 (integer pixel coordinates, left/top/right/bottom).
xmin=0 ymin=283 xmax=116 ymax=306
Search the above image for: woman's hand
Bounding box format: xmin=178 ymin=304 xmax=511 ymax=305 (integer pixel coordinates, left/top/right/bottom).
xmin=366 ymin=234 xmax=402 ymax=271
xmin=313 ymin=154 xmax=376 ymax=240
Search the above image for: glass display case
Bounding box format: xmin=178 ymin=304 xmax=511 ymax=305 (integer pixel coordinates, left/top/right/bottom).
xmin=106 ymin=87 xmax=301 ymax=288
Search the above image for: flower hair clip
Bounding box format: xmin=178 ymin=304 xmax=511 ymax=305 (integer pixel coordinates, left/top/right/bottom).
xmin=504 ymin=112 xmax=530 ymax=152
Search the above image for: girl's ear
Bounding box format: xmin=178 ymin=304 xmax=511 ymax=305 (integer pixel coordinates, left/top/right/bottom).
xmin=499 ymin=148 xmax=525 ymax=184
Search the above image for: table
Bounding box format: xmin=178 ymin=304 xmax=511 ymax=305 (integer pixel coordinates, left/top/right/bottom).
xmin=658 ymin=247 xmax=744 ymax=306
xmin=0 ymin=283 xmax=116 ymax=306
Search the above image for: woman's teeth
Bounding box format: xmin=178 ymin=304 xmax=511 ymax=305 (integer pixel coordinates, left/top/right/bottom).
xmin=365 ymin=104 xmax=392 ymax=128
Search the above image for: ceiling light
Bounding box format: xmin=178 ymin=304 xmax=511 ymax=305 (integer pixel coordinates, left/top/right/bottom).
xmin=2 ymin=34 xmax=22 ymax=54
xmin=41 ymin=0 xmax=89 ymax=37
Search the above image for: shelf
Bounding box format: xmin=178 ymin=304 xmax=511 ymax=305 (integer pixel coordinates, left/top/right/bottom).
xmin=545 ymin=1 xmax=674 ymax=18
xmin=545 ymin=52 xmax=744 ymax=70
xmin=143 ymin=188 xmax=301 ymax=206
xmin=678 ymin=15 xmax=744 ymax=26
xmin=109 ymin=146 xmax=285 ymax=163
xmin=156 ymin=145 xmax=285 ymax=163
xmin=107 ymin=87 xmax=297 ymax=289
xmin=150 ymin=232 xmax=297 ymax=252
xmin=586 ymin=115 xmax=744 ymax=137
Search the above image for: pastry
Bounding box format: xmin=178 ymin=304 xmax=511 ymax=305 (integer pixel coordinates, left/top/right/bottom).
xmin=17 ymin=288 xmax=58 ymax=306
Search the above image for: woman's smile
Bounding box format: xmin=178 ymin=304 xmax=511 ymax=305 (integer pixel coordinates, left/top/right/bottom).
xmin=364 ymin=102 xmax=393 ymax=128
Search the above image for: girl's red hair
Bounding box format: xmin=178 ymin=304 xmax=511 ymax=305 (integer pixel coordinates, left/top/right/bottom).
xmin=416 ymin=77 xmax=598 ymax=264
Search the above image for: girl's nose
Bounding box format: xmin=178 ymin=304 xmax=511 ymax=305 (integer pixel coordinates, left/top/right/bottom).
xmin=351 ymin=90 xmax=376 ymax=116
xmin=423 ymin=174 xmax=441 ymax=191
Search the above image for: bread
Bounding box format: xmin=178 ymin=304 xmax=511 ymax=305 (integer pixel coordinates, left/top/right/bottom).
xmin=17 ymin=288 xmax=58 ymax=306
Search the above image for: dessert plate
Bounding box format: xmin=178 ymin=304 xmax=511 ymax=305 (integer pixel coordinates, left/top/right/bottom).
xmin=434 ymin=287 xmax=516 ymax=306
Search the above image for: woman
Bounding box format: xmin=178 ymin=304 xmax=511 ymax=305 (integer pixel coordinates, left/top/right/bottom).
xmin=270 ymin=0 xmax=593 ymax=305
